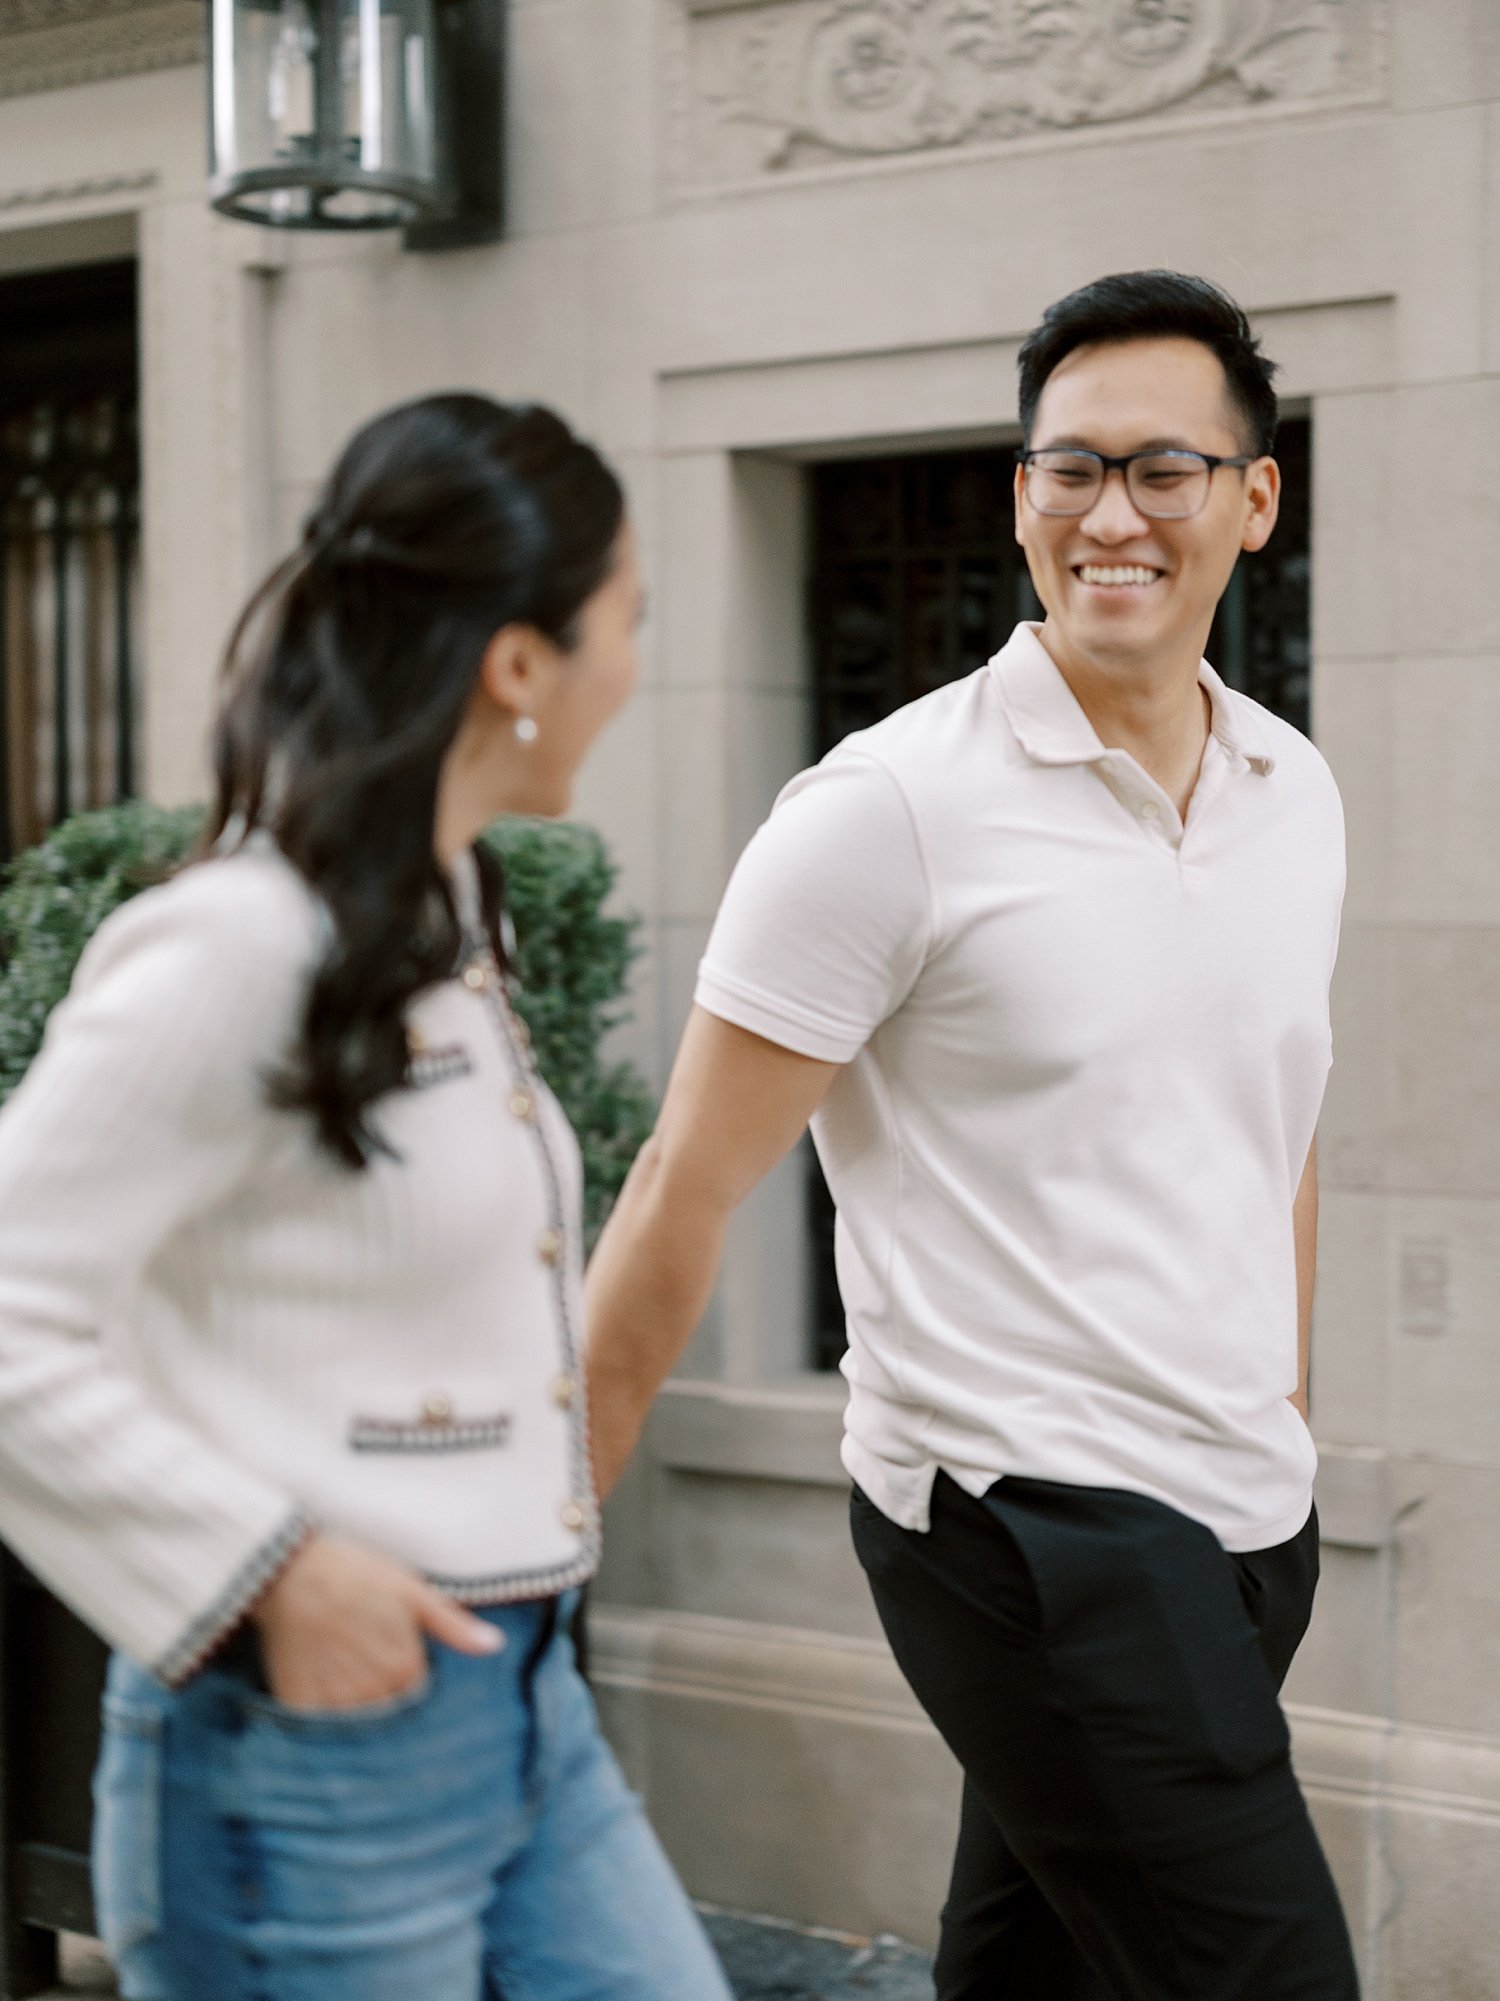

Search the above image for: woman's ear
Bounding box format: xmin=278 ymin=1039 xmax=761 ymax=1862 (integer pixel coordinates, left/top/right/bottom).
xmin=477 ymin=623 xmax=542 ymax=722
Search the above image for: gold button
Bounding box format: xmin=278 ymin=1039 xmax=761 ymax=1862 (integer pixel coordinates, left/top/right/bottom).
xmin=462 ymin=963 xmax=488 ymax=992
xmin=552 ymin=1374 xmax=576 ymax=1410
xmin=537 ymin=1228 xmax=564 ymax=1266
xmin=421 ymin=1392 xmax=453 ymax=1426
xmin=509 ymin=1090 xmax=535 ymax=1121
xmin=561 ymin=1500 xmax=586 ymax=1533
xmin=407 ymin=1024 xmax=428 ymax=1055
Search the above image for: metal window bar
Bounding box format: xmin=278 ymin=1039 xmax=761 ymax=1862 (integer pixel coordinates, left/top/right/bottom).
xmin=805 ymin=428 xmax=1312 ymax=1369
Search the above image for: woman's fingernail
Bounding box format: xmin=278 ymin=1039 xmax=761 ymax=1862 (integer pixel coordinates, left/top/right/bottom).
xmin=473 ymin=1624 xmax=505 ymax=1651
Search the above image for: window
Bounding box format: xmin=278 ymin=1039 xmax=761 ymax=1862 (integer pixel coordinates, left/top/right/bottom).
xmin=0 ymin=260 xmax=141 ymax=862
xmin=806 ymin=425 xmax=1313 ymax=1368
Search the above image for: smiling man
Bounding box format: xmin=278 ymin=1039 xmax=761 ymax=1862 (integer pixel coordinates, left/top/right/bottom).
xmin=584 ymin=272 xmax=1359 ymax=1999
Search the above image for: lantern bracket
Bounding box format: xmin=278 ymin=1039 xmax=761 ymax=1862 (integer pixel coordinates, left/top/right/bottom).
xmin=405 ymin=0 xmax=505 ymax=251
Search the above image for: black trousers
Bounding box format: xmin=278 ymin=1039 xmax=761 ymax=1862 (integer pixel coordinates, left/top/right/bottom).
xmin=851 ymin=1473 xmax=1360 ymax=2001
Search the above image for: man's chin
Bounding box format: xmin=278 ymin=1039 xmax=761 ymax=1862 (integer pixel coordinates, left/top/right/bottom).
xmin=1053 ymin=599 xmax=1171 ymax=662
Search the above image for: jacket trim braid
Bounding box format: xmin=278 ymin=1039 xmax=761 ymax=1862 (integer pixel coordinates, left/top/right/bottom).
xmin=429 ymin=1554 xmax=599 ymax=1604
xmin=349 ymin=1413 xmax=513 ymax=1452
xmin=465 ymin=939 xmax=602 ymax=1586
xmin=152 ymin=1508 xmax=316 ymax=1688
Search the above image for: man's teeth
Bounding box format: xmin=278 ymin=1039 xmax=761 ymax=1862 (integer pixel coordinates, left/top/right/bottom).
xmin=1078 ymin=564 xmax=1160 ymax=586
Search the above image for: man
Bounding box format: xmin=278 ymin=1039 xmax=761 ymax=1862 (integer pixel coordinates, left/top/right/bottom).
xmin=585 ymin=271 xmax=1359 ymax=2000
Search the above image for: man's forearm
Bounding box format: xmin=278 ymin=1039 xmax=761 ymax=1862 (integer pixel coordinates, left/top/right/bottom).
xmin=584 ymin=1137 xmax=730 ymax=1497
xmin=582 ymin=1009 xmax=841 ymax=1498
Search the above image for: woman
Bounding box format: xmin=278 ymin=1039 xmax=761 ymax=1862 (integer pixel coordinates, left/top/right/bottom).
xmin=0 ymin=395 xmax=733 ymax=2001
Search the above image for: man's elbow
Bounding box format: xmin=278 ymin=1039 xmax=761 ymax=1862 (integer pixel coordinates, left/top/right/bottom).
xmin=623 ymin=1123 xmax=748 ymax=1235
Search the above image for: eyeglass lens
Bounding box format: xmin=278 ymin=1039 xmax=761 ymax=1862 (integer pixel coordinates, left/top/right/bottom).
xmin=1024 ymin=451 xmax=1213 ymax=520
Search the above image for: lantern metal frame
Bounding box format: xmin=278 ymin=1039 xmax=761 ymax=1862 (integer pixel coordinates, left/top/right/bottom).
xmin=405 ymin=0 xmax=504 ymax=250
xmin=207 ymin=0 xmax=504 ymax=248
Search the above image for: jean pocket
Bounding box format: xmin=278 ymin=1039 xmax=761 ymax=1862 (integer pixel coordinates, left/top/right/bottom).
xmin=241 ymin=1666 xmax=437 ymax=1737
xmin=92 ymin=1696 xmax=164 ymax=1957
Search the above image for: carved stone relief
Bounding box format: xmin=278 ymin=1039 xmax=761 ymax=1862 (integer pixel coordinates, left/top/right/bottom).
xmin=0 ymin=0 xmax=203 ymax=102
xmin=676 ymin=0 xmax=1384 ymax=184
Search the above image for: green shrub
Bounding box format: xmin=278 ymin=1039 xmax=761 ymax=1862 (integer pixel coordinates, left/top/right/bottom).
xmin=0 ymin=802 xmax=654 ymax=1240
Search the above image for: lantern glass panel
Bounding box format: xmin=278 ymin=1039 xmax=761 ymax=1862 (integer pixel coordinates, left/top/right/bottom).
xmin=210 ymin=0 xmax=442 ymax=229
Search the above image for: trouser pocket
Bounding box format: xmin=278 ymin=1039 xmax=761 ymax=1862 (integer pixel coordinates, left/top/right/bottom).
xmin=987 ymin=1478 xmax=1292 ymax=1783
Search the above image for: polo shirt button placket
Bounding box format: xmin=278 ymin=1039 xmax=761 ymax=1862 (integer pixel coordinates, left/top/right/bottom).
xmin=1133 ymin=795 xmax=1181 ymax=849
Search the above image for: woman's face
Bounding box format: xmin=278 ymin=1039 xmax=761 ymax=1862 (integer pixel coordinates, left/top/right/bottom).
xmin=495 ymin=522 xmax=645 ymax=820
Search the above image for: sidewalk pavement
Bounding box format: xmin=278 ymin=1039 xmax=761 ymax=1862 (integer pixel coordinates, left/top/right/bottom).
xmin=43 ymin=1915 xmax=933 ymax=1999
xmin=700 ymin=1908 xmax=931 ymax=1998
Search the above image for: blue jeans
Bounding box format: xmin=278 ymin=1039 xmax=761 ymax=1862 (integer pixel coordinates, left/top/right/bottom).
xmin=93 ymin=1596 xmax=733 ymax=2001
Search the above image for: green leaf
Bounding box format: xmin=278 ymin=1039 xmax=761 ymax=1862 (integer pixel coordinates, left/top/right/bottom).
xmin=0 ymin=806 xmax=654 ymax=1240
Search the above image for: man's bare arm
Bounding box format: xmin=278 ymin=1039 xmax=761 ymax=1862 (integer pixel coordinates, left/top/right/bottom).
xmin=584 ymin=1008 xmax=840 ymax=1498
xmin=1291 ymin=1136 xmax=1318 ymax=1421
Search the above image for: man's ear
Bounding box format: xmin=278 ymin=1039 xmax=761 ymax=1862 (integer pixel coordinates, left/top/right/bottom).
xmin=1240 ymin=456 xmax=1282 ymax=556
xmin=1013 ymin=463 xmax=1029 ymax=548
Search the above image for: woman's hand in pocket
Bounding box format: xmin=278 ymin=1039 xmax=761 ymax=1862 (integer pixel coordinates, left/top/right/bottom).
xmin=250 ymin=1532 xmax=502 ymax=1711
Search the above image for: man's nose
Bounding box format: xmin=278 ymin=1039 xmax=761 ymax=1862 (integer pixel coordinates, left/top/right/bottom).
xmin=1079 ymin=467 xmax=1151 ymax=542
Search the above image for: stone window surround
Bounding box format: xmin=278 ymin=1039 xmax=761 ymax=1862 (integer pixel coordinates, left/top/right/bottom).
xmin=0 ymin=138 xmax=290 ymax=816
xmin=657 ymin=293 xmax=1390 ymax=1395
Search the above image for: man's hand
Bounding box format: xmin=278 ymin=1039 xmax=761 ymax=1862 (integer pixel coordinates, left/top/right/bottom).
xmin=251 ymin=1531 xmax=503 ymax=1710
xmin=586 ymin=1009 xmax=840 ymax=1498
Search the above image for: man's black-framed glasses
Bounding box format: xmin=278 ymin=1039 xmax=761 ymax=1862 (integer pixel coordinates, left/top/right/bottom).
xmin=1017 ymin=447 xmax=1257 ymax=520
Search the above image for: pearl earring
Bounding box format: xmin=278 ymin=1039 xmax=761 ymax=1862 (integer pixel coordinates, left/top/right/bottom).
xmin=514 ymin=715 xmax=539 ymax=745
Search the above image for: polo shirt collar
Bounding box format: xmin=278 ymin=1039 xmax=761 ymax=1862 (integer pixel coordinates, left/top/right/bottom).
xmin=991 ymin=623 xmax=1276 ymax=776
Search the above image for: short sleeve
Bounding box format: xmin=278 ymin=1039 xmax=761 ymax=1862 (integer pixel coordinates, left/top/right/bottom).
xmin=694 ymin=753 xmax=933 ymax=1064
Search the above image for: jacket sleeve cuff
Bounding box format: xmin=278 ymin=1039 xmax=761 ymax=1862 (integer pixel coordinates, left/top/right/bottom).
xmin=150 ymin=1509 xmax=316 ymax=1689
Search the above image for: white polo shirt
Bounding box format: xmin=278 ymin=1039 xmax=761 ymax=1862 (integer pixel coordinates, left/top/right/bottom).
xmin=695 ymin=623 xmax=1344 ymax=1551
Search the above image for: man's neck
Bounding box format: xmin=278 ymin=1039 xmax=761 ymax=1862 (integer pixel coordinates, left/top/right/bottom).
xmin=1036 ymin=620 xmax=1212 ymax=820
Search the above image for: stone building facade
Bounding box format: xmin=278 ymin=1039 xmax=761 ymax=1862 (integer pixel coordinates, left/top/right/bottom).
xmin=1 ymin=3 xmax=1498 ymax=1995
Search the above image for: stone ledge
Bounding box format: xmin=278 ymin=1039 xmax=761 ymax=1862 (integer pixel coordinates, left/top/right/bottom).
xmin=1294 ymin=1704 xmax=1500 ymax=1824
xmin=648 ymin=1378 xmax=847 ymax=1487
xmin=0 ymin=0 xmax=201 ymax=100
xmin=649 ymin=1380 xmax=1400 ymax=1547
xmin=593 ymin=1604 xmax=1500 ymax=1831
xmin=591 ymin=1602 xmax=926 ymax=1731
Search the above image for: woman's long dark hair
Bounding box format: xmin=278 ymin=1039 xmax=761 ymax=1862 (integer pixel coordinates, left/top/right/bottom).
xmin=207 ymin=393 xmax=625 ymax=1169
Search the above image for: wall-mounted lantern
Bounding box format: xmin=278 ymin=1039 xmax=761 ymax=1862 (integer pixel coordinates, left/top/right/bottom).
xmin=208 ymin=0 xmax=503 ymax=248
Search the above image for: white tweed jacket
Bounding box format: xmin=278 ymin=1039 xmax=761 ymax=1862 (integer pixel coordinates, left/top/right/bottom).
xmin=0 ymin=841 xmax=598 ymax=1683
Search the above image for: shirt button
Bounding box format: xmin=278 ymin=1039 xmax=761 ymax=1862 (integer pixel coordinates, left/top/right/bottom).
xmin=1138 ymin=800 xmax=1161 ymax=822
xmin=537 ymin=1227 xmax=564 ymax=1266
xmin=552 ymin=1374 xmax=576 ymax=1410
xmin=462 ymin=963 xmax=489 ymax=992
xmin=560 ymin=1500 xmax=587 ymax=1533
xmin=421 ymin=1392 xmax=453 ymax=1425
xmin=509 ymin=1090 xmax=535 ymax=1121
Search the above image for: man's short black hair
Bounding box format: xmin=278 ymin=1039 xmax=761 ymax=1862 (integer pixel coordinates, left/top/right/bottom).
xmin=1017 ymin=270 xmax=1279 ymax=458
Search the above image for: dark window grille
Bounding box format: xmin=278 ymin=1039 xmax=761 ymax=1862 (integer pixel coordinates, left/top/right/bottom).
xmin=806 ymin=427 xmax=1313 ymax=1369
xmin=0 ymin=260 xmax=140 ymax=864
